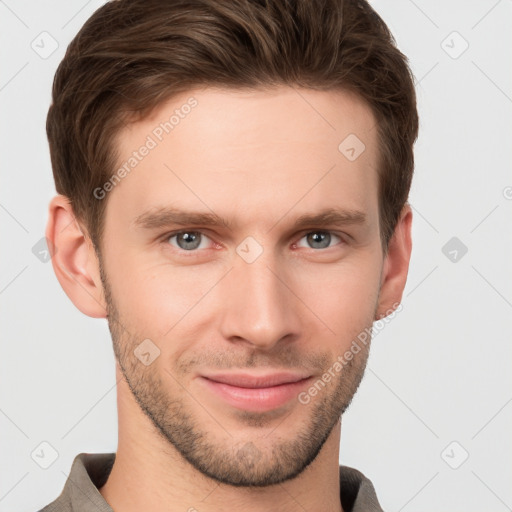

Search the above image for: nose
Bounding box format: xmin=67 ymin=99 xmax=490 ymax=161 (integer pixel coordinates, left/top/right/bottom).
xmin=218 ymin=248 xmax=301 ymax=351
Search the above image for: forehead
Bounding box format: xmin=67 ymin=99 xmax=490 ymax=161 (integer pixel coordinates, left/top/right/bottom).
xmin=107 ymin=86 xmax=380 ymax=231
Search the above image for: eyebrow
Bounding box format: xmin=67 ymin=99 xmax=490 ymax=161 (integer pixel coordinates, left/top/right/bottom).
xmin=132 ymin=206 xmax=367 ymax=231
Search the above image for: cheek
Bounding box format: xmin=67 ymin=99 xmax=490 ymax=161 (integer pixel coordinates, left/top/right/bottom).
xmin=107 ymin=253 xmax=226 ymax=337
xmin=291 ymin=255 xmax=380 ymax=340
xmin=105 ymin=242 xmax=381 ymax=350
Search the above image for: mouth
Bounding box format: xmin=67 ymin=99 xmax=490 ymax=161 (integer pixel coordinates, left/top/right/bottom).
xmin=198 ymin=372 xmax=313 ymax=412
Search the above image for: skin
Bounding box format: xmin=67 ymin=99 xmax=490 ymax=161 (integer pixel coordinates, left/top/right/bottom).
xmin=46 ymin=86 xmax=412 ymax=512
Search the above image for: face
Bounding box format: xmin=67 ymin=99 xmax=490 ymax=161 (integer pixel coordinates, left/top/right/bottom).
xmin=98 ymin=86 xmax=383 ymax=486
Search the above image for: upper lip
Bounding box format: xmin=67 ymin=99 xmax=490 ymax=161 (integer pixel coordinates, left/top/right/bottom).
xmin=201 ymin=372 xmax=312 ymax=388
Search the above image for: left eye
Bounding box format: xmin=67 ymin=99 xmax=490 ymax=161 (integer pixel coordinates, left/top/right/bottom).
xmin=296 ymin=231 xmax=343 ymax=250
xmin=165 ymin=230 xmax=343 ymax=252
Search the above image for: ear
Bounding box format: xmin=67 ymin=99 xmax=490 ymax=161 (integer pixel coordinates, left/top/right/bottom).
xmin=375 ymin=203 xmax=413 ymax=320
xmin=45 ymin=195 xmax=107 ymax=318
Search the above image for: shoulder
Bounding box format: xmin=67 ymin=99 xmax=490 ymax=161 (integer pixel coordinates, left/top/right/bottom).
xmin=36 ymin=453 xmax=116 ymax=512
xmin=339 ymin=464 xmax=385 ymax=512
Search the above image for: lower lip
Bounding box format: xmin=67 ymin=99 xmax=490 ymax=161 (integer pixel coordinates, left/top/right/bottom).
xmin=199 ymin=377 xmax=312 ymax=412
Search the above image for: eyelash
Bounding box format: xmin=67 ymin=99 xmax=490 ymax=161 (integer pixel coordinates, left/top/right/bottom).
xmin=160 ymin=229 xmax=347 ymax=256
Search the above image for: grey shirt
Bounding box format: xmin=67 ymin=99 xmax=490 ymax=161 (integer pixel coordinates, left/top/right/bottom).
xmin=39 ymin=452 xmax=384 ymax=512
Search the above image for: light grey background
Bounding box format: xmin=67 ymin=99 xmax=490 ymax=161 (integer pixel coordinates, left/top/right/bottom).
xmin=1 ymin=1 xmax=511 ymax=511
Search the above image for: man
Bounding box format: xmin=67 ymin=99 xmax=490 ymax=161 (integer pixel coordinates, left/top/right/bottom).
xmin=40 ymin=0 xmax=418 ymax=510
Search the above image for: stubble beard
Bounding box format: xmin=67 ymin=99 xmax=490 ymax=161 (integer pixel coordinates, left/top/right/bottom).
xmin=99 ymin=261 xmax=374 ymax=487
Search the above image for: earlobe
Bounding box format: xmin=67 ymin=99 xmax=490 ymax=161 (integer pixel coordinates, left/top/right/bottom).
xmin=375 ymin=203 xmax=413 ymax=320
xmin=45 ymin=195 xmax=107 ymax=318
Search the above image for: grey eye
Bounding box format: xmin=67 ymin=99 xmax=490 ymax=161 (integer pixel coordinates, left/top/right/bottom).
xmin=297 ymin=231 xmax=342 ymax=249
xmin=168 ymin=231 xmax=207 ymax=251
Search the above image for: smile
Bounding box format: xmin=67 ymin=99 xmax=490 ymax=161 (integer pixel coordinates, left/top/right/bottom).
xmin=198 ymin=372 xmax=313 ymax=412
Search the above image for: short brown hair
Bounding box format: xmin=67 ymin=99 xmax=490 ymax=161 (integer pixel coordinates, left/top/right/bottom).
xmin=46 ymin=0 xmax=418 ymax=254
